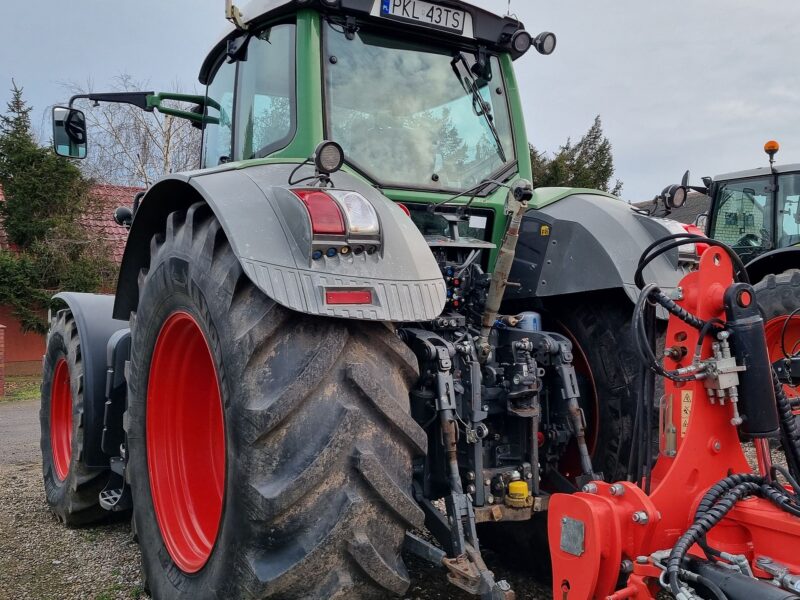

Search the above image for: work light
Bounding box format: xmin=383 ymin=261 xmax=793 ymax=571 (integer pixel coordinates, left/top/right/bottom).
xmin=314 ymin=140 xmax=345 ymax=175
xmin=533 ymin=32 xmax=557 ymax=56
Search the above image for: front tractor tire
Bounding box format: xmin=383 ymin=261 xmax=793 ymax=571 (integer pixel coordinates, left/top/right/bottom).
xmin=40 ymin=310 xmax=109 ymax=526
xmin=126 ymin=203 xmax=426 ymax=599
xmin=755 ymin=269 xmax=800 ymax=401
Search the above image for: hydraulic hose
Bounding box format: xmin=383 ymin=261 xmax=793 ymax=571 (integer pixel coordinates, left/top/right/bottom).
xmin=669 ymin=473 xmax=800 ymax=597
xmin=774 ymin=368 xmax=800 ymax=482
xmin=667 ymin=481 xmax=763 ymax=596
xmin=634 ymin=234 xmax=750 ymax=290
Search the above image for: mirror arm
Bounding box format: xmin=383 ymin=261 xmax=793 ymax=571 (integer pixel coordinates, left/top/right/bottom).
xmin=688 ymin=185 xmax=708 ymax=195
xmin=69 ymin=92 xmax=155 ymax=111
xmin=146 ymin=93 xmax=220 ymax=126
xmin=68 ymin=91 xmax=221 ymax=126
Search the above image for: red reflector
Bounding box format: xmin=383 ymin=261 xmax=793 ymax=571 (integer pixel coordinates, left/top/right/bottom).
xmin=325 ymin=290 xmax=373 ymax=305
xmin=397 ymin=202 xmax=411 ymax=217
xmin=292 ymin=189 xmax=345 ymax=235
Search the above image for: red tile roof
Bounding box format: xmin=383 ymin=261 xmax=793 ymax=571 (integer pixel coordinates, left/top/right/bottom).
xmin=81 ymin=184 xmax=142 ymax=263
xmin=0 ymin=182 xmax=139 ymax=262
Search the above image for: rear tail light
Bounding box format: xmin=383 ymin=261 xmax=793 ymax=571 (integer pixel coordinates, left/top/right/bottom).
xmin=325 ymin=290 xmax=373 ymax=305
xmin=328 ymin=190 xmax=380 ymax=235
xmin=290 ymin=188 xmax=381 ymax=240
xmin=291 ymin=189 xmax=346 ymax=235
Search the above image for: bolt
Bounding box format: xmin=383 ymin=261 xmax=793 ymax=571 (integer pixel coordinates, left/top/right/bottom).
xmin=484 ymin=479 xmax=491 ymax=487
xmin=466 ymin=471 xmax=476 ymax=482
xmin=620 ymin=559 xmax=634 ymax=574
xmin=582 ymin=483 xmax=598 ymax=494
xmin=483 ymin=405 xmax=489 ymax=412
xmin=487 ymin=494 xmax=495 ymax=505
xmin=526 ymin=472 xmax=532 ymax=479
xmin=636 ymin=556 xmax=649 ymax=565
xmin=712 ymin=440 xmax=722 ymax=453
xmin=610 ymin=483 xmax=625 ymax=496
xmin=466 ymin=484 xmax=476 ymax=495
xmin=561 ymin=517 xmax=568 ymax=524
xmin=632 ymin=511 xmax=649 ymax=525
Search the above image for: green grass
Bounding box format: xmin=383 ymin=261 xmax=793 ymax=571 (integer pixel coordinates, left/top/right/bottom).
xmin=1 ymin=375 xmax=41 ymax=402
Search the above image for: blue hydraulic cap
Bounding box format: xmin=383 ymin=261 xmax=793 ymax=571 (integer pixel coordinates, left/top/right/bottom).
xmin=516 ymin=312 xmax=542 ymax=332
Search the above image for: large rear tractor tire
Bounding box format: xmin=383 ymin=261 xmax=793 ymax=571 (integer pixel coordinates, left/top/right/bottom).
xmin=755 ymin=270 xmax=800 ymax=402
xmin=40 ymin=309 xmax=109 ymax=526
xmin=126 ymin=203 xmax=426 ymax=599
xmin=547 ymin=294 xmax=641 ymax=482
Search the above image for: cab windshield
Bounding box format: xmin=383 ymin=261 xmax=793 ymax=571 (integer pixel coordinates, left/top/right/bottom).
xmin=710 ymin=177 xmax=774 ymax=259
xmin=324 ymin=25 xmax=516 ymax=192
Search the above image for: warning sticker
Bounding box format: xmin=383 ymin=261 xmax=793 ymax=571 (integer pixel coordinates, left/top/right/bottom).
xmin=681 ymin=390 xmax=693 ymax=437
xmin=540 ymin=225 xmax=551 ymax=236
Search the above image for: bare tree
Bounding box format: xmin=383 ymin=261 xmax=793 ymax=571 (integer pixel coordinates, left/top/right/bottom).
xmin=66 ymin=75 xmax=202 ymax=187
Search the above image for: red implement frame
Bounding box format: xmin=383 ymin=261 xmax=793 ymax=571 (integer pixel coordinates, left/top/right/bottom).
xmin=548 ymin=248 xmax=800 ymax=600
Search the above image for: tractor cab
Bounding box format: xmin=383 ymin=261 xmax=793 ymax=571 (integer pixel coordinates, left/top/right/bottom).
xmin=658 ymin=141 xmax=800 ymax=280
xmin=706 ymin=159 xmax=800 ymax=264
xmin=54 ymin=0 xmax=556 ymax=266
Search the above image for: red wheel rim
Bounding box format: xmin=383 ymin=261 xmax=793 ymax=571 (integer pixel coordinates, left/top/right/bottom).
xmin=147 ymin=311 xmax=226 ymax=574
xmin=765 ymin=315 xmax=800 ymax=401
xmin=50 ymin=358 xmax=73 ymax=481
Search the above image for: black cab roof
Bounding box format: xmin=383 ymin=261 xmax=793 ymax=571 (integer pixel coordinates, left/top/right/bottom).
xmin=200 ymin=0 xmax=529 ymax=84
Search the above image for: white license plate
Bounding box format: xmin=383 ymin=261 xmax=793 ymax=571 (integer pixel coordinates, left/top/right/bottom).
xmin=380 ymin=0 xmax=466 ymax=34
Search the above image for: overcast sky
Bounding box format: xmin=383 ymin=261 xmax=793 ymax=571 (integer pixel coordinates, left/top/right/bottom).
xmin=2 ymin=1 xmax=799 ymax=201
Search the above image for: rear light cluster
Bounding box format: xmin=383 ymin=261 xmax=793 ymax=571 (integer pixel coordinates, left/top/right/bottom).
xmin=291 ymin=188 xmax=380 ymax=260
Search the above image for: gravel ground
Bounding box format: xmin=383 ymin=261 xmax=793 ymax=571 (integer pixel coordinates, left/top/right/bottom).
xmin=0 ymin=397 xmax=550 ymax=600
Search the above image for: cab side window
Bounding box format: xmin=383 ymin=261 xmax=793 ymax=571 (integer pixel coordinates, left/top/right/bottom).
xmin=236 ymin=23 xmax=296 ymax=160
xmin=202 ymin=59 xmax=236 ymax=168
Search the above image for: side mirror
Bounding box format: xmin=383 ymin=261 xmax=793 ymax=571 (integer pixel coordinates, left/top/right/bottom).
xmin=52 ymin=106 xmax=87 ymax=159
xmin=702 ymin=176 xmax=712 ymax=188
xmin=694 ymin=213 xmax=709 ymax=231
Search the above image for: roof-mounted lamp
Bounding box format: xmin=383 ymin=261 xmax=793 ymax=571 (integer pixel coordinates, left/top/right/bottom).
xmin=764 ymin=140 xmax=780 ymax=172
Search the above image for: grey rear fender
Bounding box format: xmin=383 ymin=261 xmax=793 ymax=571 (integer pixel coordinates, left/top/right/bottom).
xmin=113 ymin=163 xmax=446 ymax=322
xmin=507 ymin=192 xmax=692 ymax=306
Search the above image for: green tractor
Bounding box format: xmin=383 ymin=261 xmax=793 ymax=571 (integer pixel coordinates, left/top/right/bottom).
xmin=655 ymin=141 xmax=800 ymax=405
xmin=42 ymin=1 xmax=699 ymax=598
